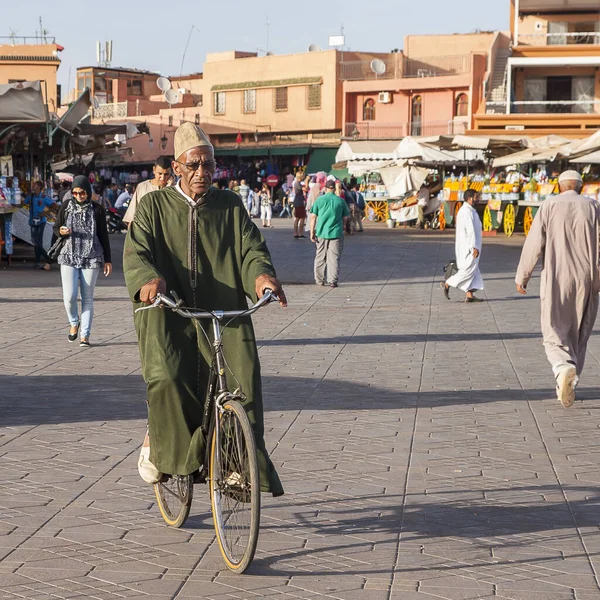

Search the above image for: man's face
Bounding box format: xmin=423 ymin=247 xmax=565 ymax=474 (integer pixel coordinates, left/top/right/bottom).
xmin=33 ymin=183 xmax=43 ymax=195
xmin=153 ymin=165 xmax=171 ymax=188
xmin=172 ymin=147 xmax=215 ymax=198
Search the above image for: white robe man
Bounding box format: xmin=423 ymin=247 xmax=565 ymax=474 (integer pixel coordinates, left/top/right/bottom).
xmin=515 ymin=170 xmax=600 ymax=408
xmin=441 ymin=189 xmax=484 ymax=302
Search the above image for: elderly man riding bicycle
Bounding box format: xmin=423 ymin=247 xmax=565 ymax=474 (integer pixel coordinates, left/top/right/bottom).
xmin=124 ymin=122 xmax=287 ymax=497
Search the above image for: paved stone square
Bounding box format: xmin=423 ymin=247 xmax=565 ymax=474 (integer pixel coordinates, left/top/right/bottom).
xmin=1 ymin=220 xmax=600 ymax=599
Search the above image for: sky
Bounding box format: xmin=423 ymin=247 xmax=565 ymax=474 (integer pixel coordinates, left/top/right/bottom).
xmin=3 ymin=0 xmax=508 ymax=95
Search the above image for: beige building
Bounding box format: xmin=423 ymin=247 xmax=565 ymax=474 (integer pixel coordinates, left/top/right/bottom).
xmin=0 ymin=38 xmax=62 ymax=112
xmin=137 ymin=49 xmax=387 ymax=156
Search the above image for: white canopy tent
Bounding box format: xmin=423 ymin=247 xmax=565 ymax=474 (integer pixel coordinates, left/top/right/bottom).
xmin=378 ymin=162 xmax=430 ymax=198
xmin=335 ymin=140 xmax=400 ymax=176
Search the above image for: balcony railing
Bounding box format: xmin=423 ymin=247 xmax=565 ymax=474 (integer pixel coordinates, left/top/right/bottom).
xmin=487 ymin=99 xmax=600 ymax=114
xmin=345 ymin=120 xmax=467 ymax=139
xmin=91 ymin=102 xmax=128 ymax=120
xmin=402 ymin=55 xmax=470 ymax=78
xmin=0 ymin=35 xmax=56 ymax=45
xmin=340 ymin=59 xmax=396 ymax=81
xmin=340 ymin=54 xmax=470 ymax=81
xmin=517 ymin=32 xmax=600 ymax=46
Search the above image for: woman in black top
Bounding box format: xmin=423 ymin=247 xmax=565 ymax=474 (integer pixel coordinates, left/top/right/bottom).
xmin=53 ymin=175 xmax=112 ymax=347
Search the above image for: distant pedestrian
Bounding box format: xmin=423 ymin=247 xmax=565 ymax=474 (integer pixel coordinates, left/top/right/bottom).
xmin=279 ymin=184 xmax=292 ymax=218
xmin=441 ymin=189 xmax=484 ymax=302
xmin=54 ymin=176 xmax=112 ymax=348
xmin=115 ymin=185 xmax=132 ymax=214
xmin=24 ymin=181 xmax=58 ymax=271
xmin=123 ymin=156 xmax=172 ymax=226
xmin=352 ymin=184 xmax=365 ymax=232
xmin=515 ymin=170 xmax=600 ymax=408
xmin=238 ymin=179 xmax=251 ymax=213
xmin=292 ymin=171 xmax=308 ymax=238
xmin=310 ymin=179 xmax=349 ymax=288
xmin=415 ymin=184 xmax=430 ymax=230
xmin=259 ymin=183 xmax=273 ymax=227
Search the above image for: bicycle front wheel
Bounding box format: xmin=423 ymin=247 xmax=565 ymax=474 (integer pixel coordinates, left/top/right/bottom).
xmin=210 ymin=400 xmax=260 ymax=573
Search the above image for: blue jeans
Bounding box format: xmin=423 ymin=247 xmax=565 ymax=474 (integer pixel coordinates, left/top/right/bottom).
xmin=60 ymin=265 xmax=100 ymax=338
xmin=30 ymin=223 xmax=49 ymax=265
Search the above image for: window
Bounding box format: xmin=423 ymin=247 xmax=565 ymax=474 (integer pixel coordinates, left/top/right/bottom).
xmin=455 ymin=93 xmax=469 ymax=117
xmin=195 ymin=113 xmax=200 ymax=125
xmin=127 ymin=79 xmax=143 ymax=96
xmin=168 ymin=115 xmax=173 ymax=127
xmin=307 ymin=84 xmax=322 ymax=109
xmin=77 ymin=73 xmax=92 ymax=93
xmin=214 ymin=91 xmax=226 ymax=115
xmin=243 ymin=89 xmax=256 ymax=114
xmin=363 ymin=98 xmax=376 ymax=121
xmin=274 ymin=87 xmax=288 ymax=111
xmin=411 ymin=95 xmax=422 ymax=136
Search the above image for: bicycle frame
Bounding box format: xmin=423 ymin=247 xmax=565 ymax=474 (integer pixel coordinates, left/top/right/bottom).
xmin=135 ymin=290 xmax=276 ymax=480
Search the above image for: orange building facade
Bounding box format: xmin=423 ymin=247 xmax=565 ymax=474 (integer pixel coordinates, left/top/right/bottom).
xmin=0 ymin=38 xmax=62 ymax=112
xmin=473 ymin=0 xmax=600 ymax=137
xmin=341 ymin=33 xmax=496 ymax=141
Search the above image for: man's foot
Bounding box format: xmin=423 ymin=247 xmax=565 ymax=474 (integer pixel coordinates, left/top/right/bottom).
xmin=330 ymin=282 xmax=339 ymax=288
xmin=80 ymin=338 xmax=91 ymax=347
xmin=299 ymin=235 xmax=307 ymax=238
xmin=465 ymin=296 xmax=484 ymax=303
xmin=556 ymin=366 xmax=577 ymax=408
xmin=293 ymin=235 xmax=299 ymax=239
xmin=138 ymin=446 xmax=162 ymax=484
xmin=440 ymin=282 xmax=450 ymax=300
xmin=315 ymin=281 xmax=325 ymax=286
xmin=42 ymin=263 xmax=51 ymax=271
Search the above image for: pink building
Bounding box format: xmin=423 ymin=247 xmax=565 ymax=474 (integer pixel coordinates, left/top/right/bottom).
xmin=342 ymin=32 xmax=503 ymax=140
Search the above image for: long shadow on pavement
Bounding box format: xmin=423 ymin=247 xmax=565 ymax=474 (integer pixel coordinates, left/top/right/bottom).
xmin=1 ymin=374 xmax=597 ymax=427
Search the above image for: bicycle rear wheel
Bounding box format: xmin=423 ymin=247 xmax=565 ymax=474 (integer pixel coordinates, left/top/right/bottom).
xmin=210 ymin=400 xmax=260 ymax=573
xmin=154 ymin=475 xmax=193 ymax=528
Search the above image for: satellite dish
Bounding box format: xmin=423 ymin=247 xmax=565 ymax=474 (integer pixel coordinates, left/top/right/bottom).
xmin=164 ymin=89 xmax=179 ymax=106
xmin=371 ymin=59 xmax=387 ymax=76
xmin=157 ymin=76 xmax=171 ymax=92
xmin=308 ymin=44 xmax=321 ymax=52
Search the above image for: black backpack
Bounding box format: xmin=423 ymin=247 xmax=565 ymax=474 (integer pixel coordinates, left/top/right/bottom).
xmin=443 ymin=260 xmax=458 ymax=280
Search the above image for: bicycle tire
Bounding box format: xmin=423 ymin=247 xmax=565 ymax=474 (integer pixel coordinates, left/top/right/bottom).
xmin=210 ymin=400 xmax=260 ymax=573
xmin=154 ymin=475 xmax=194 ymax=528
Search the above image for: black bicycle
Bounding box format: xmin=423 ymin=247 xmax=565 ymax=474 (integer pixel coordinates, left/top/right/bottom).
xmin=136 ymin=290 xmax=277 ymax=573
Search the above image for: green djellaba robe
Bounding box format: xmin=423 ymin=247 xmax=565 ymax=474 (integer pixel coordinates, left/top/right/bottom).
xmin=123 ymin=185 xmax=284 ymax=496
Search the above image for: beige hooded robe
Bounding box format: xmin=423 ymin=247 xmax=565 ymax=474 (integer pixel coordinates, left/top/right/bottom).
xmin=515 ymin=190 xmax=600 ymax=378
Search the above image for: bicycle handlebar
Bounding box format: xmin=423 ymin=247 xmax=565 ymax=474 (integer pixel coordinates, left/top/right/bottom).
xmin=135 ymin=289 xmax=277 ymax=320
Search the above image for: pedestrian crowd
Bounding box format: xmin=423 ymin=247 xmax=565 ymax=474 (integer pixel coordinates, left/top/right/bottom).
xmin=18 ymin=127 xmax=599 ymax=414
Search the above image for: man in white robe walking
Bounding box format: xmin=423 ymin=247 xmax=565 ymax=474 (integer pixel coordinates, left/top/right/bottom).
xmin=515 ymin=170 xmax=600 ymax=408
xmin=441 ymin=189 xmax=484 ymax=302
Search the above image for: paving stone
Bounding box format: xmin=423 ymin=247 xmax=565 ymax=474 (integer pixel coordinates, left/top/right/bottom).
xmin=2 ymin=226 xmax=600 ymax=598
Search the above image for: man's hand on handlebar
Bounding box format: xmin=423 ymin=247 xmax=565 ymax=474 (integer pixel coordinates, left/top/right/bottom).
xmin=139 ymin=277 xmax=167 ymax=305
xmin=255 ymin=274 xmax=287 ymax=307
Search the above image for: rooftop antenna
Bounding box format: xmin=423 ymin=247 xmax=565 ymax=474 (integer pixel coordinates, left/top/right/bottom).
xmin=8 ymin=28 xmax=18 ymax=45
xmin=371 ymin=59 xmax=387 ymax=80
xmin=96 ymin=40 xmax=113 ymax=67
xmin=38 ymin=17 xmax=49 ymax=43
xmin=180 ymin=25 xmax=201 ymax=76
xmin=266 ymin=13 xmax=270 ymax=54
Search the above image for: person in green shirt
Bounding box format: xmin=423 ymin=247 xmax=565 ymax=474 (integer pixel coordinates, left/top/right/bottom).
xmin=123 ymin=122 xmax=287 ymax=496
xmin=309 ymin=179 xmax=350 ymax=288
